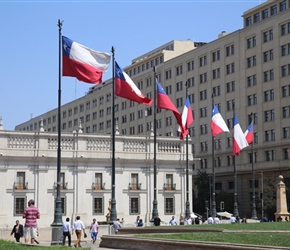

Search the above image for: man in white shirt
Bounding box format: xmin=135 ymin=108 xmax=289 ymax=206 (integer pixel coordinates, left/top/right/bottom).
xmin=185 ymin=215 xmax=192 ymax=225
xmin=62 ymin=217 xmax=72 ymax=247
xmin=230 ymin=215 xmax=237 ymax=224
xmin=169 ymin=216 xmax=177 ymax=225
xmin=214 ymin=216 xmax=220 ymax=224
xmin=72 ymin=216 xmax=86 ymax=248
xmin=207 ymin=215 xmax=214 ymax=224
xmin=90 ymin=218 xmax=99 ymax=244
xmin=113 ymin=218 xmax=122 ymax=234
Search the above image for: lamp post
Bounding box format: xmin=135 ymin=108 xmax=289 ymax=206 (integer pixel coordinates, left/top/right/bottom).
xmin=51 ymin=19 xmax=64 ymax=245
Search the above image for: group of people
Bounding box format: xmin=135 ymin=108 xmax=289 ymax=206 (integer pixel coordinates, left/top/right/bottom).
xmin=134 ymin=215 xmax=144 ymax=227
xmin=11 ymin=199 xmax=40 ymax=244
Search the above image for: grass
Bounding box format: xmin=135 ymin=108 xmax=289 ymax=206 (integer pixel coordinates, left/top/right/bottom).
xmin=138 ymin=222 xmax=290 ymax=248
xmin=0 ymin=239 xmax=91 ymax=250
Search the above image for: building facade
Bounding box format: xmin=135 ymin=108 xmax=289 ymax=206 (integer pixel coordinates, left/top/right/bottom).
xmin=12 ymin=0 xmax=290 ymax=217
xmin=0 ymin=128 xmax=192 ymax=228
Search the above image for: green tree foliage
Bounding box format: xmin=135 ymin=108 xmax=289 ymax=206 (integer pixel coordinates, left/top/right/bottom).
xmin=193 ymin=170 xmax=210 ymax=215
xmin=263 ymin=177 xmax=276 ymax=221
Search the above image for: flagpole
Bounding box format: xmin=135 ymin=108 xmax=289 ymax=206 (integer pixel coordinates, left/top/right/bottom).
xmin=250 ymin=112 xmax=257 ymax=219
xmin=51 ymin=19 xmax=64 ymax=245
xmin=110 ymin=46 xmax=117 ymax=222
xmin=151 ymin=67 xmax=158 ymax=220
xmin=211 ymin=95 xmax=217 ymax=218
xmin=185 ymin=82 xmax=191 ymax=218
xmin=233 ymin=104 xmax=239 ymax=218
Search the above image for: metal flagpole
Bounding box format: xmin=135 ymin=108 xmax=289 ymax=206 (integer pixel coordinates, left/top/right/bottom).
xmin=51 ymin=19 xmax=64 ymax=245
xmin=110 ymin=47 xmax=117 ymax=222
xmin=250 ymin=113 xmax=257 ymax=219
xmin=151 ymin=67 xmax=158 ymax=220
xmin=185 ymin=82 xmax=191 ymax=218
xmin=233 ymin=103 xmax=239 ymax=218
xmin=211 ymin=95 xmax=217 ymax=218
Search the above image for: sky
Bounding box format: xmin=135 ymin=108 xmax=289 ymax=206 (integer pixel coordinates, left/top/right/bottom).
xmin=0 ymin=0 xmax=266 ymax=130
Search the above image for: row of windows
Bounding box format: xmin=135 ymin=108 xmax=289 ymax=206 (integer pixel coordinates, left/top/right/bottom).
xmin=245 ymin=0 xmax=288 ymax=27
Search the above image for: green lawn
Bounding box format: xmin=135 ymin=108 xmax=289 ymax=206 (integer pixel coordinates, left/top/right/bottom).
xmin=0 ymin=240 xmax=91 ymax=250
xmin=138 ymin=222 xmax=290 ymax=248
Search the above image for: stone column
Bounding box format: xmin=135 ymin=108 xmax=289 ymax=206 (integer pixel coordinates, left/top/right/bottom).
xmin=275 ymin=175 xmax=290 ymax=221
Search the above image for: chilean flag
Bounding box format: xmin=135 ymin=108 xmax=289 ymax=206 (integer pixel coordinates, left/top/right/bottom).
xmin=62 ymin=36 xmax=110 ymax=84
xmin=115 ymin=62 xmax=152 ymax=106
xmin=156 ymin=80 xmax=184 ymax=134
xmin=244 ymin=122 xmax=253 ymax=144
xmin=211 ymin=104 xmax=229 ymax=137
xmin=233 ymin=115 xmax=249 ymax=156
xmin=179 ymin=96 xmax=194 ymax=140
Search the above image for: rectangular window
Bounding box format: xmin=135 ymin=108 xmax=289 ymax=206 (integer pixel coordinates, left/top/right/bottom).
xmin=14 ymin=197 xmax=26 ymax=216
xmin=16 ymin=172 xmax=26 ymax=189
xmin=164 ymin=197 xmax=174 ymax=214
xmin=93 ymin=197 xmax=103 ymax=214
xmin=130 ymin=174 xmax=139 ymax=190
xmin=130 ymin=197 xmax=140 ymax=214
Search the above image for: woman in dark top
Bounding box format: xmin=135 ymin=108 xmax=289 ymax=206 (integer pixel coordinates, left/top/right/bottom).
xmin=11 ymin=220 xmax=23 ymax=242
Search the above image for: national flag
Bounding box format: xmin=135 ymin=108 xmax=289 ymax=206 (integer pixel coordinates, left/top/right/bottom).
xmin=62 ymin=36 xmax=110 ymax=84
xmin=211 ymin=104 xmax=230 ymax=137
xmin=233 ymin=115 xmax=249 ymax=156
xmin=156 ymin=79 xmax=184 ymax=133
xmin=179 ymin=96 xmax=194 ymax=140
xmin=244 ymin=122 xmax=253 ymax=144
xmin=115 ymin=62 xmax=152 ymax=106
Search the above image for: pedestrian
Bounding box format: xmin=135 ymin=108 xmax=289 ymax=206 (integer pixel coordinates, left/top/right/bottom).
xmin=72 ymin=216 xmax=86 ymax=248
xmin=169 ymin=216 xmax=177 ymax=225
xmin=113 ymin=218 xmax=122 ymax=234
xmin=62 ymin=217 xmax=72 ymax=247
xmin=153 ymin=214 xmax=161 ymax=226
xmin=10 ymin=220 xmax=23 ymax=242
xmin=179 ymin=215 xmax=185 ymax=225
xmin=185 ymin=215 xmax=192 ymax=225
xmin=214 ymin=216 xmax=220 ymax=224
xmin=230 ymin=215 xmax=237 ymax=224
xmin=22 ymin=199 xmax=40 ymax=244
xmin=134 ymin=215 xmax=140 ymax=227
xmin=137 ymin=219 xmax=144 ymax=227
xmin=90 ymin=218 xmax=99 ymax=244
xmin=207 ymin=215 xmax=214 ymax=224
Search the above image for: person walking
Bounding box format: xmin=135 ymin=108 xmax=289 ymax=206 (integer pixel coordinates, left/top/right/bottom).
xmin=62 ymin=217 xmax=72 ymax=247
xmin=169 ymin=216 xmax=177 ymax=226
xmin=72 ymin=216 xmax=86 ymax=248
xmin=10 ymin=220 xmax=23 ymax=242
xmin=22 ymin=199 xmax=40 ymax=244
xmin=90 ymin=218 xmax=99 ymax=243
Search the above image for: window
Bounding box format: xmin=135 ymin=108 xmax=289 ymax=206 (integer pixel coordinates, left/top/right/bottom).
xmin=80 ymin=104 xmax=84 ymax=112
xmin=165 ymin=69 xmax=172 ymax=79
xmin=200 ymin=159 xmax=208 ymax=169
xmin=226 ymin=44 xmax=234 ymax=56
xmin=130 ymin=197 xmax=140 ymax=214
xmin=280 ymin=0 xmax=286 ymax=11
xmin=247 ymin=36 xmax=256 ymax=49
xmin=60 ymin=172 xmax=66 ymax=189
xmin=212 ymin=86 xmax=220 ymax=96
xmin=264 ymin=89 xmax=274 ymax=102
xmin=187 ymin=77 xmax=194 ymax=87
xmin=226 ymin=81 xmax=235 ymax=92
xmin=200 ymin=124 xmax=208 ymax=135
xmin=281 ymin=64 xmax=290 ymax=77
xmin=164 ymin=197 xmax=174 ymax=214
xmin=215 ymin=139 xmax=221 ymax=150
xmin=16 ymin=172 xmax=25 ymax=189
xmin=187 ymin=60 xmax=194 ymax=71
xmin=249 ymin=152 xmax=257 ymax=163
xmin=264 ymin=69 xmax=274 ymax=82
xmin=176 ymin=65 xmax=183 ymax=76
xmin=199 ymin=90 xmax=207 ymax=101
xmin=130 ymin=173 xmax=139 ymax=190
xmin=164 ymin=174 xmax=174 ymax=190
xmin=165 ymin=85 xmax=172 ymax=94
xmin=247 ymin=56 xmax=256 ymax=68
xmin=176 ymin=97 xmax=183 ymax=107
xmin=94 ymin=173 xmax=103 ymax=190
xmin=176 ymin=81 xmax=183 ymax=91
xmin=246 ymin=16 xmax=252 ymax=26
xmin=263 ymin=29 xmax=273 ymax=42
xmin=265 ymin=130 xmax=275 ymax=141
xmin=212 ymin=68 xmax=220 ymax=79
xmin=253 ymin=13 xmax=260 ymax=23
xmin=212 ymin=50 xmax=220 ymax=62
xmin=262 ymin=9 xmax=268 ymax=19
xmin=282 ymin=106 xmax=290 ymax=118
xmin=199 ymin=73 xmax=207 ymax=83
xmin=166 ymin=116 xmax=172 ymax=126
xmin=265 ymin=150 xmax=275 ymax=161
xmin=227 ymin=100 xmax=235 ymax=111
xmin=281 ymin=43 xmax=290 ymax=56
xmin=264 ymin=109 xmax=275 ymax=122
xmin=93 ymin=197 xmax=103 ymax=214
xmin=14 ymin=197 xmax=26 ymax=216
xmin=248 ymin=94 xmax=257 ymax=106
xmin=263 ymin=50 xmax=273 ymax=62
xmin=200 ymin=141 xmax=208 ymax=152
xmin=283 ymin=148 xmax=289 ymax=160
xmin=249 ymin=180 xmax=259 ymax=189
xmin=282 ymin=85 xmax=290 ymax=97
xmin=228 ymin=181 xmax=234 ymax=190
xmin=270 ymin=4 xmax=277 ymax=15
xmin=226 ymin=63 xmax=235 ymax=74
xmin=199 ymin=55 xmax=207 ymax=66
xmin=200 ymin=107 xmax=207 ymax=117
xmin=283 ymin=127 xmax=289 ymax=138
xmin=247 ymin=75 xmax=257 ymax=87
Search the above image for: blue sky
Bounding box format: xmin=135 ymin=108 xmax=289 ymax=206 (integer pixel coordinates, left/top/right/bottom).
xmin=1 ymin=0 xmax=265 ymax=130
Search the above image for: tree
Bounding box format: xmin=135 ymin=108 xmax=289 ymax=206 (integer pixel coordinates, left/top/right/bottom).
xmin=193 ymin=170 xmax=210 ymax=215
xmin=263 ymin=177 xmax=276 ymax=221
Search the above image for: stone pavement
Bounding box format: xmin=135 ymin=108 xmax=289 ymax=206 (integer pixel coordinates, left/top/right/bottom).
xmin=0 ymin=226 xmax=117 ymax=249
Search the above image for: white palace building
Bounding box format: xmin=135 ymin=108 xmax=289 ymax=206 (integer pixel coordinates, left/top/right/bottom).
xmin=0 ymin=121 xmax=192 ymax=228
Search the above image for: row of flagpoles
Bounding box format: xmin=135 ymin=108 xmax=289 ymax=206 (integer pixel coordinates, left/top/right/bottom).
xmin=55 ymin=27 xmax=255 ymax=241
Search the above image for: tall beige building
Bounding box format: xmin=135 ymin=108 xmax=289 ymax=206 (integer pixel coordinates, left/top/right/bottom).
xmin=15 ymin=0 xmax=290 ymax=217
